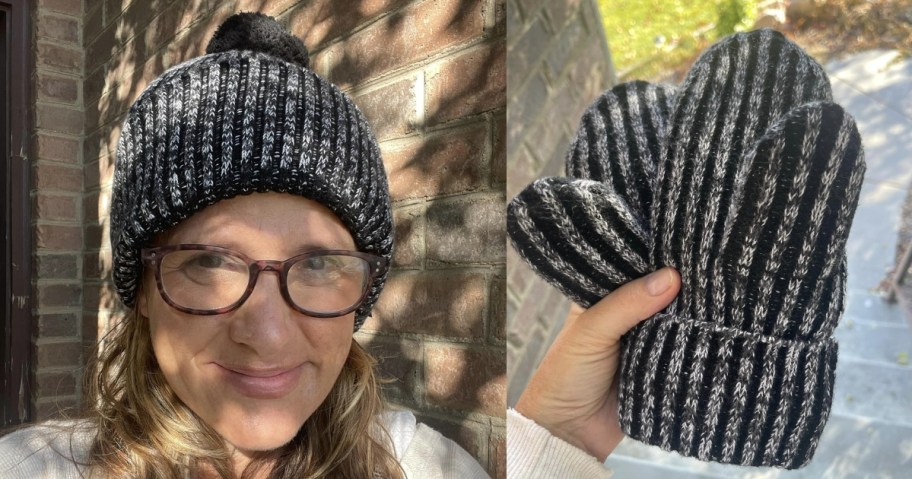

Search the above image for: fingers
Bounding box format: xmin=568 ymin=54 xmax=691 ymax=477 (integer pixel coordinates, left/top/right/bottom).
xmin=569 ymin=267 xmax=681 ymax=343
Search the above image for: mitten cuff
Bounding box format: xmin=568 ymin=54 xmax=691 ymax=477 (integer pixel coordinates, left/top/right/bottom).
xmin=618 ymin=312 xmax=837 ymax=469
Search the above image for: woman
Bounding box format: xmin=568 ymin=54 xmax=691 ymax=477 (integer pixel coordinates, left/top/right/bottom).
xmin=0 ymin=13 xmax=487 ymax=479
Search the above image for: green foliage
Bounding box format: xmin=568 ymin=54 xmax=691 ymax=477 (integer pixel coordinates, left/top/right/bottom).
xmin=716 ymin=0 xmax=749 ymax=36
xmin=597 ymin=0 xmax=759 ymax=80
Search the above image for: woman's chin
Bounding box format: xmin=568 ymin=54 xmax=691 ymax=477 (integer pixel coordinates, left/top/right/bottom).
xmin=213 ymin=409 xmax=306 ymax=452
xmin=221 ymin=426 xmax=300 ymax=452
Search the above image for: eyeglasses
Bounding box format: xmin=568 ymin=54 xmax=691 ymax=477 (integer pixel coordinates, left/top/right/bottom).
xmin=140 ymin=244 xmax=386 ymax=317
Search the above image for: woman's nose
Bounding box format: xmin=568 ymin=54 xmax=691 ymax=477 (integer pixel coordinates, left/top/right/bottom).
xmin=227 ymin=269 xmax=293 ymax=350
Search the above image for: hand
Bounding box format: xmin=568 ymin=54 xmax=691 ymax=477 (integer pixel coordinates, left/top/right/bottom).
xmin=515 ymin=267 xmax=681 ymax=462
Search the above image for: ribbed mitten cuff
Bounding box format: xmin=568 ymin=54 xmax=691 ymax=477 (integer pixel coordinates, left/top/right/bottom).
xmin=618 ymin=313 xmax=837 ymax=469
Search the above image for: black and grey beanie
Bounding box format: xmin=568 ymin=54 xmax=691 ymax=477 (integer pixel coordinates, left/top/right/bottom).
xmin=508 ymin=29 xmax=865 ymax=469
xmin=110 ymin=12 xmax=393 ymax=329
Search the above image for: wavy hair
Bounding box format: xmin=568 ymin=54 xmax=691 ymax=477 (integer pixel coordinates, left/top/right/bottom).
xmin=81 ymin=305 xmax=404 ymax=479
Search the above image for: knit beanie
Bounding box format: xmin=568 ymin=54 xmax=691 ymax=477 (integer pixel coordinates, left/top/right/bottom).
xmin=507 ymin=29 xmax=866 ymax=469
xmin=109 ymin=13 xmax=393 ymax=329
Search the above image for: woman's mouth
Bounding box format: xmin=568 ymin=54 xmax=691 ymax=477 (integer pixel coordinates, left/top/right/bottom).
xmin=215 ymin=364 xmax=303 ymax=399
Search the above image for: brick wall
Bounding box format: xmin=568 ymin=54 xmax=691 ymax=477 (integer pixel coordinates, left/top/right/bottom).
xmin=30 ymin=0 xmax=85 ymax=421
xmin=323 ymin=1 xmax=507 ymax=475
xmin=505 ymin=0 xmax=614 ymax=405
xmin=25 ymin=0 xmax=505 ymax=476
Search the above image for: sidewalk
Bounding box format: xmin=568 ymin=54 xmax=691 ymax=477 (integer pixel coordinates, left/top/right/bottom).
xmin=604 ymin=50 xmax=912 ymax=478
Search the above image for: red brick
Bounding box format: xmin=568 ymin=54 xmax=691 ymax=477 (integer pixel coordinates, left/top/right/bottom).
xmin=492 ymin=112 xmax=506 ymax=184
xmin=426 ymin=194 xmax=505 ymax=264
xmin=34 ymin=162 xmax=83 ymax=192
xmin=366 ymin=270 xmax=485 ymax=338
xmin=84 ymin=64 xmax=108 ymax=104
xmin=352 ymin=78 xmax=416 ymax=141
xmin=38 ymin=283 xmax=82 ymax=308
xmin=490 ymin=428 xmax=506 ymax=479
xmin=140 ymin=0 xmax=209 ymax=66
xmin=34 ymin=194 xmax=78 ymax=221
xmin=83 ymin=313 xmax=101 ymax=344
xmin=427 ymin=40 xmax=506 ymax=125
xmin=34 ymin=134 xmax=80 ymax=163
xmin=325 ymin=0 xmax=486 ymax=88
xmin=34 ymin=254 xmax=79 ymax=280
xmin=37 ymin=13 xmax=80 ymax=43
xmin=36 ymin=42 xmax=82 ymax=73
xmin=83 ymin=250 xmax=110 ymax=279
xmin=238 ymin=0 xmax=300 ymax=17
xmin=165 ymin=6 xmax=233 ymax=65
xmin=382 ymin=124 xmax=486 ymax=201
xmin=85 ymin=3 xmax=104 ymax=46
xmin=35 ymin=397 xmax=78 ymax=421
xmin=85 ymin=21 xmax=117 ymax=74
xmin=283 ymin=0 xmax=411 ymax=49
xmin=360 ymin=336 xmax=422 ymax=403
xmin=35 ymin=224 xmax=82 ymax=251
xmin=36 ymin=104 xmax=84 ymax=135
xmin=40 ymin=0 xmax=81 ymax=16
xmin=84 ymin=126 xmax=120 ymax=169
xmin=104 ymin=0 xmax=128 ymax=21
xmin=34 ymin=313 xmax=79 ymax=337
xmin=83 ymin=282 xmax=120 ymax=312
xmin=37 ymin=73 xmax=79 ymax=104
xmin=392 ymin=204 xmax=425 ymax=268
xmin=36 ymin=341 xmax=82 ymax=368
xmin=425 ymin=345 xmax=506 ymax=416
xmin=491 ymin=0 xmax=506 ymax=35
xmin=490 ymin=273 xmax=506 ymax=341
xmin=36 ymin=371 xmax=77 ymax=397
xmin=84 ymin=223 xmax=106 ymax=249
xmin=83 ymin=190 xmax=111 ymax=223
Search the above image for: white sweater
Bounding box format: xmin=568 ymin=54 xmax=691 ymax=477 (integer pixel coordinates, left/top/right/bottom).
xmin=506 ymin=408 xmax=614 ymax=478
xmin=0 ymin=411 xmax=488 ymax=479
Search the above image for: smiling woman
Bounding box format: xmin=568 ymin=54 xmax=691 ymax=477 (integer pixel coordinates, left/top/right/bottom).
xmin=0 ymin=12 xmax=488 ymax=479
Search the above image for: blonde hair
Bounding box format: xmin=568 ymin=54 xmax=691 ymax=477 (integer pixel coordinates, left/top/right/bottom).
xmin=82 ymin=306 xmax=404 ymax=478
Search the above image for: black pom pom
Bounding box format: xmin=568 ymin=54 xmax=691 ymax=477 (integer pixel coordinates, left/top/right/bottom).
xmin=206 ymin=12 xmax=309 ymax=68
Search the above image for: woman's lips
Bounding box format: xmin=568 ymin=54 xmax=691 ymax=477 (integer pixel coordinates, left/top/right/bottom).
xmin=215 ymin=364 xmax=303 ymax=399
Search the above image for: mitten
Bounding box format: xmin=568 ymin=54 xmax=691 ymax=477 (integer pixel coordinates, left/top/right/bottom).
xmin=620 ymin=29 xmax=865 ymax=468
xmin=507 ymin=81 xmax=675 ymax=306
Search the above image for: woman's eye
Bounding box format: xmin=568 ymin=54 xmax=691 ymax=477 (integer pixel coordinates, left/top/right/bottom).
xmin=189 ymin=253 xmax=226 ymax=269
xmin=304 ymin=256 xmax=326 ymax=270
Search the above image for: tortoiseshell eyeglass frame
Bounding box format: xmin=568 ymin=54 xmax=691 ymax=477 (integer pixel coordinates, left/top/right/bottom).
xmin=140 ymin=244 xmax=387 ymax=318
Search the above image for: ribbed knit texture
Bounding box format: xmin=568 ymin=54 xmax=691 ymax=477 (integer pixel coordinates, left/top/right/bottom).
xmin=506 ymin=29 xmax=866 ymax=469
xmin=507 ymin=81 xmax=675 ymax=306
xmin=110 ymin=16 xmax=392 ymax=329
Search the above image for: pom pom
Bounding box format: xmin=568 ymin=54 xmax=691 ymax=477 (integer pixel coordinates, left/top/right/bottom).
xmin=206 ymin=12 xmax=309 ymax=68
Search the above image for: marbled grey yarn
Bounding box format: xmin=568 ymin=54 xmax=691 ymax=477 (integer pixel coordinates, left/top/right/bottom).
xmin=110 ymin=48 xmax=392 ymax=329
xmin=507 ymin=80 xmax=675 ymax=306
xmin=507 ymin=30 xmax=865 ymax=469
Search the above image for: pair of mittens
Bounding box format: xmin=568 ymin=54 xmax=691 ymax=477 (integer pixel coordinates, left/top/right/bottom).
xmin=507 ymin=29 xmax=865 ymax=469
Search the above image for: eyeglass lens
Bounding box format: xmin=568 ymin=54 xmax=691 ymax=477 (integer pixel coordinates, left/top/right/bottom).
xmin=158 ymin=250 xmax=370 ymax=314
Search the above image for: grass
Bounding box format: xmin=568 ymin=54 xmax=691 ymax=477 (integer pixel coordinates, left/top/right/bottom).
xmin=596 ymin=0 xmax=912 ymax=82
xmin=596 ymin=0 xmax=759 ymax=81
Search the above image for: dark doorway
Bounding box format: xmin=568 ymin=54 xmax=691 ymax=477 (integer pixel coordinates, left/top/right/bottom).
xmin=1 ymin=0 xmax=32 ymax=427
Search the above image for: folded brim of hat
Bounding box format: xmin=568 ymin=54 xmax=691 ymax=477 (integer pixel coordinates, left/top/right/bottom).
xmin=618 ymin=311 xmax=836 ymax=469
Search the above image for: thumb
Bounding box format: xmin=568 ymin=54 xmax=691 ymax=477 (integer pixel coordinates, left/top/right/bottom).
xmin=569 ymin=267 xmax=681 ymax=342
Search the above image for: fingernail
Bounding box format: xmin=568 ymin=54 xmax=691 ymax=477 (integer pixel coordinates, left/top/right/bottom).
xmin=645 ymin=268 xmax=672 ymax=296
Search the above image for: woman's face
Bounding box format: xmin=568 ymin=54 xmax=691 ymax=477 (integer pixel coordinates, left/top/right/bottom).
xmin=139 ymin=192 xmax=356 ymax=453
